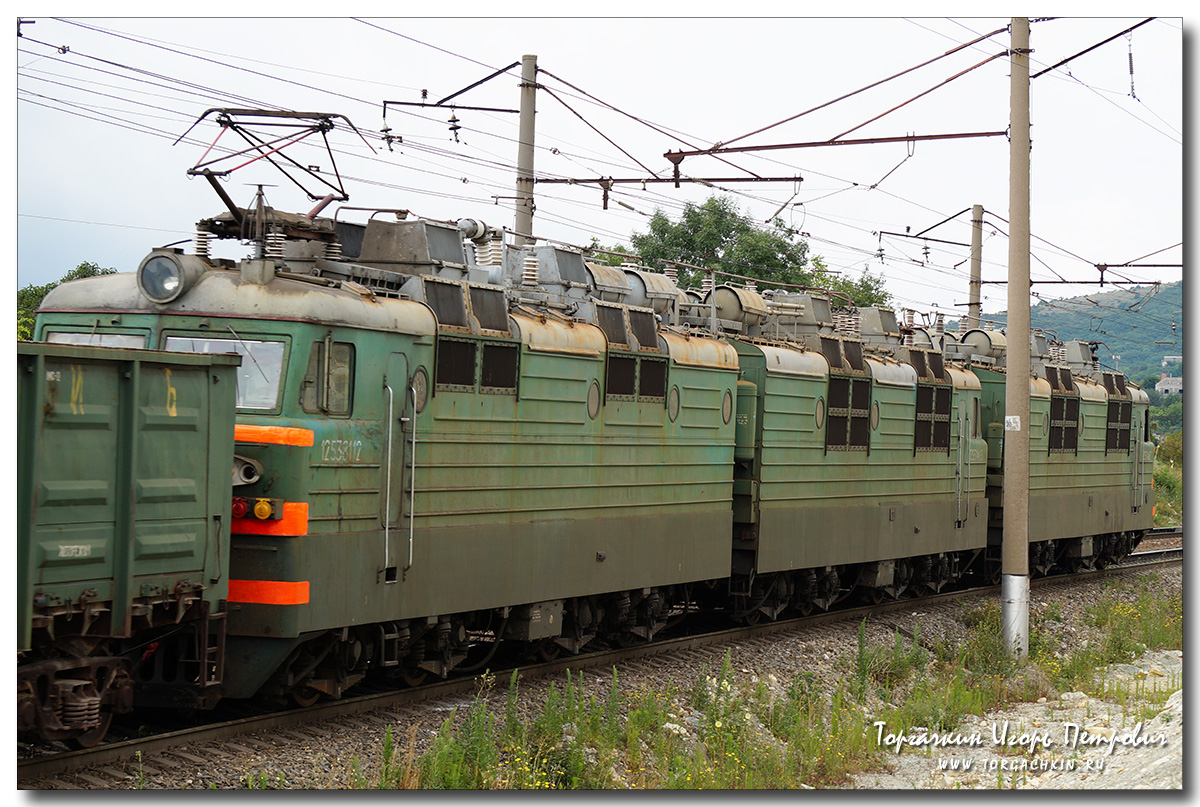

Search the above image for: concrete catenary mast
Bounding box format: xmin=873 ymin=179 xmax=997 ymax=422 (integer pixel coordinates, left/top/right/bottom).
xmin=967 ymin=203 xmax=984 ymax=331
xmin=513 ymin=54 xmax=538 ymax=246
xmin=1002 ymin=17 xmax=1032 ymax=661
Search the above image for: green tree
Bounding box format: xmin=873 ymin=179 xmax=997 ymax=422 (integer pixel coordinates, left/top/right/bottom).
xmin=626 ymin=195 xmax=890 ymax=307
xmin=584 ymin=238 xmax=635 ymax=268
xmin=17 ymin=261 xmax=116 ymax=340
xmin=827 ymin=261 xmax=892 ymax=309
xmin=1151 ymin=394 xmax=1183 ymax=437
xmin=1156 ymin=429 xmax=1182 ymax=465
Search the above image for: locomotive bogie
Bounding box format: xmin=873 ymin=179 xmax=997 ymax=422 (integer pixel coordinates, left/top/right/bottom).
xmin=17 ymin=655 xmax=133 ymax=746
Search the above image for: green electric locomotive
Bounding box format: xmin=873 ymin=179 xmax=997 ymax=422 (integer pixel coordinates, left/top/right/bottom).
xmin=23 ymin=188 xmax=1153 ymax=745
xmin=954 ymin=329 xmax=1155 ymax=574
xmin=32 ymin=206 xmax=740 ymax=711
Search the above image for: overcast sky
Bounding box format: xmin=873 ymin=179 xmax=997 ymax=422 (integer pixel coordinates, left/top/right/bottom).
xmin=14 ymin=13 xmax=1187 ymax=322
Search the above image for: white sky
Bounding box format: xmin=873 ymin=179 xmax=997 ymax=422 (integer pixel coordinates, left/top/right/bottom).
xmin=13 ymin=13 xmax=1188 ymax=321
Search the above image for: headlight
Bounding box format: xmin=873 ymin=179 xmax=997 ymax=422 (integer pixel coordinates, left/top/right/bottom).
xmin=137 ymin=250 xmax=208 ymax=303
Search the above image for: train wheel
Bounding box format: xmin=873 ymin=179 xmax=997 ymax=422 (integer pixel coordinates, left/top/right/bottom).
xmin=813 ymin=568 xmax=840 ymax=611
xmin=400 ymin=667 xmax=428 ymax=688
xmin=67 ymin=713 xmax=112 ymax=750
xmin=291 ymin=686 xmax=321 ymax=708
xmin=741 ymin=610 xmax=762 ymax=627
xmin=614 ymin=632 xmax=648 ymax=648
xmin=535 ymin=638 xmax=562 ymax=662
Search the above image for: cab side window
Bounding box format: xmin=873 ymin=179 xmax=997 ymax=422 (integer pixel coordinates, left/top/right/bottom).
xmin=302 ymin=338 xmax=355 ymax=415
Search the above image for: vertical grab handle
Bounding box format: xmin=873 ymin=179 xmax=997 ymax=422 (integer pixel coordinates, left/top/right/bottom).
xmin=382 ymin=381 xmax=417 ymax=579
xmin=405 ymin=384 xmax=417 ymax=573
xmin=383 ymin=382 xmax=394 ymax=580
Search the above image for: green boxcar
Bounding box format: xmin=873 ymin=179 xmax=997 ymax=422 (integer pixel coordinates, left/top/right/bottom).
xmin=17 ymin=341 xmax=238 ymax=741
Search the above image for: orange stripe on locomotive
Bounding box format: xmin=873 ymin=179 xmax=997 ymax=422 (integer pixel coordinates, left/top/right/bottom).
xmin=227 ymin=579 xmax=311 ymax=605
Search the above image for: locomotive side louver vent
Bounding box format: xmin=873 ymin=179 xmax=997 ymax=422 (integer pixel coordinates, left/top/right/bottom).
xmin=425 ymin=280 xmax=468 ymax=327
xmin=596 ymin=305 xmax=628 ymax=347
xmin=469 ymin=287 xmax=509 ymax=332
xmin=606 ymin=355 xmax=636 ymax=397
xmin=810 ymin=297 xmax=834 ymax=327
xmin=820 ymin=337 xmax=842 ymax=370
xmin=629 ymin=310 xmax=658 ymax=351
xmin=639 ymin=358 xmax=667 ymax=399
xmin=425 ymin=223 xmax=468 ymax=264
xmin=1046 ymin=366 xmax=1060 ymax=391
xmin=436 ymin=338 xmax=476 ymax=386
xmin=555 ymin=250 xmax=588 ymax=284
xmin=843 ymin=340 xmax=865 ymax=372
xmin=928 ymin=351 xmax=945 ymax=381
xmin=909 ymin=350 xmax=928 ymax=379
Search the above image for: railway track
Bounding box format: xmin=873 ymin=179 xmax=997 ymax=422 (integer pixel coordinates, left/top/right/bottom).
xmin=1141 ymin=525 xmax=1184 ymax=543
xmin=18 ymin=546 xmax=1182 ymax=788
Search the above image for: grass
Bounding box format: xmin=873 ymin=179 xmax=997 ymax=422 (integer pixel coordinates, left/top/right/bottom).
xmin=329 ymin=573 xmax=1181 ymax=791
xmin=1029 ymin=575 xmax=1182 ymax=702
xmin=1152 ymin=458 xmax=1182 ymax=527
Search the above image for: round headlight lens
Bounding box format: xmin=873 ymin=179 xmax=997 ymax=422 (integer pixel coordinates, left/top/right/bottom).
xmin=139 ymin=255 xmax=185 ymax=302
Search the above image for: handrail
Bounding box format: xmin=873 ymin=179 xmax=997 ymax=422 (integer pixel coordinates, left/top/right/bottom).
xmin=952 ymin=406 xmax=977 ymax=526
xmin=383 ymin=382 xmax=394 ymax=579
xmin=406 ymin=384 xmax=417 ymax=573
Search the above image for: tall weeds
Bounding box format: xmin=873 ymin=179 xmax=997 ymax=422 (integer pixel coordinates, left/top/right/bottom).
xmin=346 ymin=574 xmax=1179 ymax=790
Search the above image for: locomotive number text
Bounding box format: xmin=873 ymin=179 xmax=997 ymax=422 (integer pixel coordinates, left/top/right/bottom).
xmin=320 ymin=438 xmax=364 ymax=463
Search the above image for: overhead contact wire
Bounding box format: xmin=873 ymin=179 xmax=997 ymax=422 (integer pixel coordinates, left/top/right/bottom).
xmin=715 ymin=24 xmax=1009 ymax=149
xmin=830 ymin=51 xmax=1007 ymax=142
xmin=538 ymin=85 xmax=662 ymax=178
xmin=537 ymin=68 xmax=764 ymax=180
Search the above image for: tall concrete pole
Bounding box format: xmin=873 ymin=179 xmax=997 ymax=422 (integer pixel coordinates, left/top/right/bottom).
xmin=1002 ymin=18 xmax=1032 ymax=662
xmin=513 ymin=54 xmax=538 ymax=246
xmin=968 ymin=204 xmax=984 ymax=330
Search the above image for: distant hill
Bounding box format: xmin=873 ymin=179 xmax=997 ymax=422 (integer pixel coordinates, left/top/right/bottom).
xmin=949 ymin=281 xmax=1183 ymax=387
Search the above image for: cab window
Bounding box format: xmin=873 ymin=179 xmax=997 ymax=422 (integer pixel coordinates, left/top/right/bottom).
xmin=164 ymin=335 xmax=286 ymax=410
xmin=302 ymin=339 xmax=355 ymax=416
xmin=46 ymin=331 xmax=147 ymax=348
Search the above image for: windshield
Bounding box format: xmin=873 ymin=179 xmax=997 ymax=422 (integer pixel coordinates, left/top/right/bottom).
xmin=47 ymin=332 xmax=147 ymax=349
xmin=164 ymin=335 xmax=286 ymax=409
